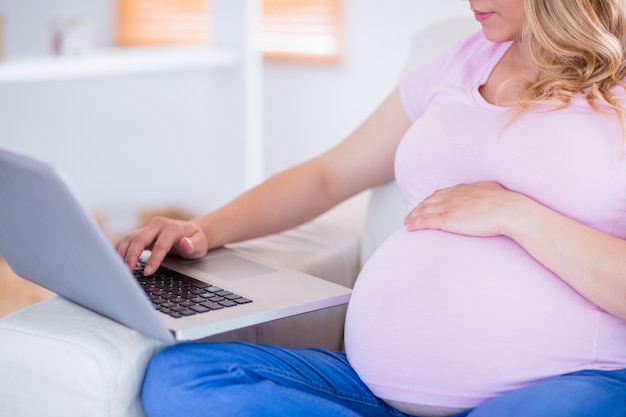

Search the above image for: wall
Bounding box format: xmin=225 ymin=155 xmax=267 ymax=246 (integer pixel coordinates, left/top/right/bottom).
xmin=0 ymin=0 xmax=470 ymax=233
xmin=264 ymin=0 xmax=470 ymax=175
xmin=0 ymin=0 xmax=246 ymax=232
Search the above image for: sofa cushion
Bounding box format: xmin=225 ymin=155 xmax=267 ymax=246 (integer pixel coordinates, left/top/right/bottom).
xmin=0 ymin=296 xmax=165 ymax=417
xmin=359 ymin=181 xmax=406 ymax=267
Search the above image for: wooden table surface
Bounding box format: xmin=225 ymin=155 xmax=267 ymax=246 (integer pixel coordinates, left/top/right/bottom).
xmin=0 ymin=258 xmax=54 ymax=318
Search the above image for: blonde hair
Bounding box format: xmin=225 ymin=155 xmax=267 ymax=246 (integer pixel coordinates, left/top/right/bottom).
xmin=519 ymin=0 xmax=626 ymax=130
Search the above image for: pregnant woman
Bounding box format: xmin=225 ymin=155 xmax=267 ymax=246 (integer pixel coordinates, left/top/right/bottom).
xmin=116 ymin=1 xmax=626 ymax=416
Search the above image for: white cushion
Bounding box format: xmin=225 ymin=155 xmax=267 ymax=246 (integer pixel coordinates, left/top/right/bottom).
xmin=0 ymin=296 xmax=164 ymax=417
xmin=359 ymin=181 xmax=406 ymax=267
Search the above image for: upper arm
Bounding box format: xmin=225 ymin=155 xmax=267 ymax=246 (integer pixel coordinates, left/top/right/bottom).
xmin=317 ymin=88 xmax=412 ymax=202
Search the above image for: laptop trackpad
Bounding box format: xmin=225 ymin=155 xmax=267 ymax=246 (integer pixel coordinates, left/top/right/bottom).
xmin=186 ymin=254 xmax=277 ymax=281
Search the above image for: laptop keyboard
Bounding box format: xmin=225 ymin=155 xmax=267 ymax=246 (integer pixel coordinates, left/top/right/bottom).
xmin=133 ymin=261 xmax=252 ymax=319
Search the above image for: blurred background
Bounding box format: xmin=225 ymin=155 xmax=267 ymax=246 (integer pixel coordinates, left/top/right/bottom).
xmin=0 ymin=0 xmax=469 ymax=235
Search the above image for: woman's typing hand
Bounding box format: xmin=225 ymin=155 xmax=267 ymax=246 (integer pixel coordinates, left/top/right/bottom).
xmin=115 ymin=217 xmax=209 ymax=276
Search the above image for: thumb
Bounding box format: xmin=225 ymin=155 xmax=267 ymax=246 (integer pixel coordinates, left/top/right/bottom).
xmin=175 ymin=236 xmax=204 ymax=258
xmin=180 ymin=236 xmax=195 ymax=252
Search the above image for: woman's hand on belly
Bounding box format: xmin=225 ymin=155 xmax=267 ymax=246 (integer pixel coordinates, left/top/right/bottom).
xmin=403 ymin=181 xmax=524 ymax=237
xmin=403 ymin=180 xmax=626 ymax=321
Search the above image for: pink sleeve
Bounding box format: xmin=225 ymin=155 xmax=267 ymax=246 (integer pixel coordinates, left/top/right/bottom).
xmin=398 ymin=31 xmax=489 ymax=122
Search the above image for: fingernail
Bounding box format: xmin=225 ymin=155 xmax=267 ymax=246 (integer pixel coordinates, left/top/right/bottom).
xmin=183 ymin=237 xmax=194 ymax=251
xmin=143 ymin=265 xmax=154 ymax=276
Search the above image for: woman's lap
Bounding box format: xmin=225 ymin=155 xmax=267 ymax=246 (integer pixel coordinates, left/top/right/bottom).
xmin=142 ymin=342 xmax=626 ymax=417
xmin=142 ymin=341 xmax=405 ymax=417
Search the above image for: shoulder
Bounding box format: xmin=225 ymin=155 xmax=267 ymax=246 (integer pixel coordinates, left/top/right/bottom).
xmin=401 ymin=30 xmax=508 ymax=87
xmin=399 ymin=31 xmax=508 ymax=120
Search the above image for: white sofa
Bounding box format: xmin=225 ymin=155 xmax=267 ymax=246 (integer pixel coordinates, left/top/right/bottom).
xmin=0 ymin=17 xmax=477 ymax=417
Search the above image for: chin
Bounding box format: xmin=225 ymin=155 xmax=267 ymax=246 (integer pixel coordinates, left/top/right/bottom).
xmin=481 ymin=28 xmax=518 ymax=43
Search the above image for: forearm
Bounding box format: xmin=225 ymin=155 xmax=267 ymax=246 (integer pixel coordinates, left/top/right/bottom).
xmin=504 ymin=195 xmax=626 ymax=320
xmin=194 ymin=158 xmax=348 ymax=250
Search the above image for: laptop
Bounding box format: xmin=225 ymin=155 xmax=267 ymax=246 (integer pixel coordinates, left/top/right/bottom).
xmin=0 ymin=148 xmax=351 ymax=343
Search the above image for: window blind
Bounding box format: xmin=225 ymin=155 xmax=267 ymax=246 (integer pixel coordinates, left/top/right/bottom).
xmin=261 ymin=0 xmax=341 ymax=62
xmin=116 ymin=0 xmax=211 ymax=46
xmin=116 ymin=0 xmax=341 ymax=62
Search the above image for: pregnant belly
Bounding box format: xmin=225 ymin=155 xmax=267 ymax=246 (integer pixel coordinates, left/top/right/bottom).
xmin=344 ymin=228 xmax=603 ymax=409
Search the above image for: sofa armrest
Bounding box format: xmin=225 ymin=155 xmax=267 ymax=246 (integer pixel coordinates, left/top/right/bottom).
xmin=0 ymin=296 xmax=165 ymax=417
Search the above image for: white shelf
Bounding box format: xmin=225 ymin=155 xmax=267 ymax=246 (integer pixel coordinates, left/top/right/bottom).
xmin=0 ymin=46 xmax=240 ymax=84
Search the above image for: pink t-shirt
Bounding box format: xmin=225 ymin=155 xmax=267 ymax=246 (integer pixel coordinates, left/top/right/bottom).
xmin=344 ymin=31 xmax=626 ymax=409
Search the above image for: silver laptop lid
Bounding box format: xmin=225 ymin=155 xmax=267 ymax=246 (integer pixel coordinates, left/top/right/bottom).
xmin=0 ymin=148 xmax=174 ymax=341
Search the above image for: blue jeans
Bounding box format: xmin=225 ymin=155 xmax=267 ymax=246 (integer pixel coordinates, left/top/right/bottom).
xmin=142 ymin=342 xmax=626 ymax=417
